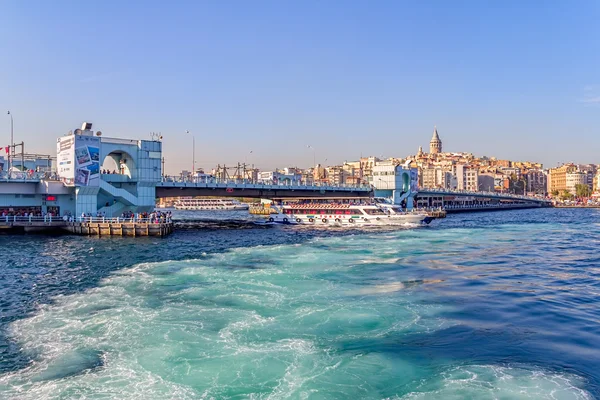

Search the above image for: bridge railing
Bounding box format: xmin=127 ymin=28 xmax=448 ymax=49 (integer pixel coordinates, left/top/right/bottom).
xmin=0 ymin=171 xmax=57 ymax=182
xmin=1 ymin=215 xmax=62 ymax=223
xmin=75 ymin=217 xmax=172 ymax=224
xmin=418 ymin=188 xmax=550 ymax=203
xmin=1 ymin=215 xmax=173 ymax=224
xmin=443 ymin=203 xmax=538 ymax=210
xmin=160 ymin=176 xmax=372 ymax=190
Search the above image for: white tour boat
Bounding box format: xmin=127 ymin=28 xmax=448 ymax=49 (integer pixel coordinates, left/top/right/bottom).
xmin=266 ymin=201 xmax=432 ymax=226
xmin=174 ymin=198 xmax=249 ymax=211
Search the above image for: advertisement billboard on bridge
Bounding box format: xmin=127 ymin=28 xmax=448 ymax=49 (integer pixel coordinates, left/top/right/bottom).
xmin=57 ymin=134 xmax=101 ymax=186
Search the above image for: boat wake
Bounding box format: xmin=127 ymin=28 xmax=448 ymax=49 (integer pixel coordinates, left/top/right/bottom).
xmin=173 ymin=218 xmax=271 ymax=230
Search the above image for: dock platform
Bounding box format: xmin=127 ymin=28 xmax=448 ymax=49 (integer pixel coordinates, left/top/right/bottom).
xmin=0 ymin=216 xmax=173 ymax=237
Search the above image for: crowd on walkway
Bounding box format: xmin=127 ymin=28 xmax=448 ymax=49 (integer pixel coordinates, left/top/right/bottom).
xmin=1 ymin=208 xmax=59 ymax=217
xmin=74 ymin=210 xmax=172 ymax=223
xmin=1 ymin=207 xmax=173 ymax=224
xmin=118 ymin=210 xmax=172 ymax=223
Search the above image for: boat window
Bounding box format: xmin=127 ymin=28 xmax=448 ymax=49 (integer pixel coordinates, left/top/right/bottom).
xmin=364 ymin=208 xmax=386 ymax=215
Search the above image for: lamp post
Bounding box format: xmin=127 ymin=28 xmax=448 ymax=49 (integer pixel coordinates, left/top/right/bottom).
xmin=378 ymin=178 xmax=389 ymax=190
xmin=186 ymin=130 xmax=195 ymax=175
xmin=7 ymin=111 xmax=13 ymax=172
xmin=306 ymin=145 xmax=315 ymax=167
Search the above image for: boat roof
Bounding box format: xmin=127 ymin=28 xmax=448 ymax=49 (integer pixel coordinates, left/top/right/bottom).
xmin=270 ymin=196 xmax=373 ymax=200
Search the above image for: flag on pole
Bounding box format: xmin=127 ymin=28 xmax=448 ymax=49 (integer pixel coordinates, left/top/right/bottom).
xmin=4 ymin=146 xmax=9 ymax=154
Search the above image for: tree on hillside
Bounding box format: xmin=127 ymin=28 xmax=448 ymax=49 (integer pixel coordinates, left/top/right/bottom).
xmin=560 ymin=190 xmax=574 ymax=200
xmin=575 ymin=184 xmax=592 ymax=198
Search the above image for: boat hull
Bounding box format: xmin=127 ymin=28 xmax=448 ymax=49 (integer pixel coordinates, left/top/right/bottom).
xmin=266 ymin=213 xmax=429 ymax=226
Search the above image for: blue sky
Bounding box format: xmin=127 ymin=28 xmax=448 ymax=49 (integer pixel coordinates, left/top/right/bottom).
xmin=1 ymin=1 xmax=598 ymax=173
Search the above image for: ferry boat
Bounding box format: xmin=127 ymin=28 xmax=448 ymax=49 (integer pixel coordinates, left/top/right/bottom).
xmin=266 ymin=200 xmax=432 ymax=226
xmin=174 ymin=198 xmax=249 ymax=211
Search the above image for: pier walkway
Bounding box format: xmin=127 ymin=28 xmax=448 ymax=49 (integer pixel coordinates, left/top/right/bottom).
xmin=0 ymin=216 xmax=173 ymax=237
xmin=418 ymin=188 xmax=551 ymax=205
xmin=156 ymin=176 xmax=372 ymax=199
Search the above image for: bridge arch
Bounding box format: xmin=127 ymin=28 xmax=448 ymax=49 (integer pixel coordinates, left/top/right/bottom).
xmin=101 ymin=150 xmax=136 ymax=179
xmin=401 ymin=171 xmax=410 ymax=192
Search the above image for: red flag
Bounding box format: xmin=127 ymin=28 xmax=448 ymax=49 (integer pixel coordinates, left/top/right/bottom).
xmin=4 ymin=146 xmax=8 ymax=154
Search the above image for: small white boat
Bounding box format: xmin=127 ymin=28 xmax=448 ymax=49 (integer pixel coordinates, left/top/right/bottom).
xmin=174 ymin=198 xmax=249 ymax=211
xmin=266 ymin=201 xmax=432 ymax=226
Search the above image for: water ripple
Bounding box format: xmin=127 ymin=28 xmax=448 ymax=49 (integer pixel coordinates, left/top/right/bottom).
xmin=0 ymin=208 xmax=598 ymax=399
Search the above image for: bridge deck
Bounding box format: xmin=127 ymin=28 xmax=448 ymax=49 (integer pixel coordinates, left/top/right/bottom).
xmin=156 ymin=179 xmax=372 ymax=199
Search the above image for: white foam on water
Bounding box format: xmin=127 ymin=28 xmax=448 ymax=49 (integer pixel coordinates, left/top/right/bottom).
xmin=1 ymin=235 xmax=592 ymax=399
xmin=394 ymin=364 xmax=592 ymax=400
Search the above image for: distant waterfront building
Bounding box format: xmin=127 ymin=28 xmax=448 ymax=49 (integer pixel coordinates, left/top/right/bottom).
xmin=420 ymin=165 xmax=454 ymax=189
xmin=566 ymin=172 xmax=587 ymax=195
xmin=429 ymin=126 xmax=442 ymax=154
xmin=300 ymin=169 xmax=314 ymax=185
xmin=313 ymin=164 xmax=327 ymax=182
xmin=524 ymin=170 xmax=547 ymax=196
xmin=499 ymin=167 xmax=522 ymax=180
xmin=421 ymin=166 xmax=437 ymax=188
xmin=359 ymin=156 xmax=380 ymax=181
xmin=325 ymin=165 xmax=347 ymax=185
xmin=575 ymin=164 xmax=596 ymax=191
xmin=477 ymin=173 xmax=496 ymax=192
xmin=342 ymin=161 xmax=363 ymax=185
xmin=258 ymin=170 xmax=301 ymax=184
xmin=548 ymin=164 xmax=577 ymax=194
xmin=494 ymin=160 xmax=512 ymax=168
xmin=455 ymin=164 xmax=478 ymax=191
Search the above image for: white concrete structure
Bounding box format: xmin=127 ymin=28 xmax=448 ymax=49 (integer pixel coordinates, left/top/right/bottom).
xmin=372 ymin=163 xmax=418 ymax=208
xmin=257 ymin=170 xmax=302 ymax=184
xmin=54 ymin=122 xmax=163 ymax=217
xmin=566 ymin=172 xmax=587 ymax=195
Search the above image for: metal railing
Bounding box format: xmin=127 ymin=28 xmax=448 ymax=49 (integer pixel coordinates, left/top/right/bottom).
xmin=160 ymin=176 xmax=372 ymax=190
xmin=442 ymin=203 xmax=537 ymax=209
xmin=0 ymin=171 xmax=59 ymax=181
xmin=1 ymin=215 xmax=62 ymax=223
xmin=76 ymin=217 xmax=172 ymax=224
xmin=418 ymin=188 xmax=551 ymax=203
xmin=0 ymin=215 xmax=172 ymax=224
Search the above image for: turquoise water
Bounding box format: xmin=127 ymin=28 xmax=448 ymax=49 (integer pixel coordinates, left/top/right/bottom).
xmin=0 ymin=209 xmax=599 ymax=399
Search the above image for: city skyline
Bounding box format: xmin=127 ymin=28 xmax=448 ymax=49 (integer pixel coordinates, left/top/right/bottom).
xmin=1 ymin=1 xmax=599 ymax=173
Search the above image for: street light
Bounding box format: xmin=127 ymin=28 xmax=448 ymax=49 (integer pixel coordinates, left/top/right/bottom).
xmin=186 ymin=130 xmax=195 ymax=175
xmin=306 ymin=145 xmax=316 ymax=167
xmin=7 ymin=111 xmax=13 ymax=171
xmin=378 ymin=178 xmax=390 ymax=190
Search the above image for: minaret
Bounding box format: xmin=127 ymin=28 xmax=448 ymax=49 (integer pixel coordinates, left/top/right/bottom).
xmin=417 ymin=146 xmax=423 ymax=157
xmin=429 ymin=126 xmax=442 ymax=154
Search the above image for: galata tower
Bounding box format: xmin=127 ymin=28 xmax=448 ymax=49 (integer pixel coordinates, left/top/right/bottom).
xmin=429 ymin=126 xmax=442 ymax=154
